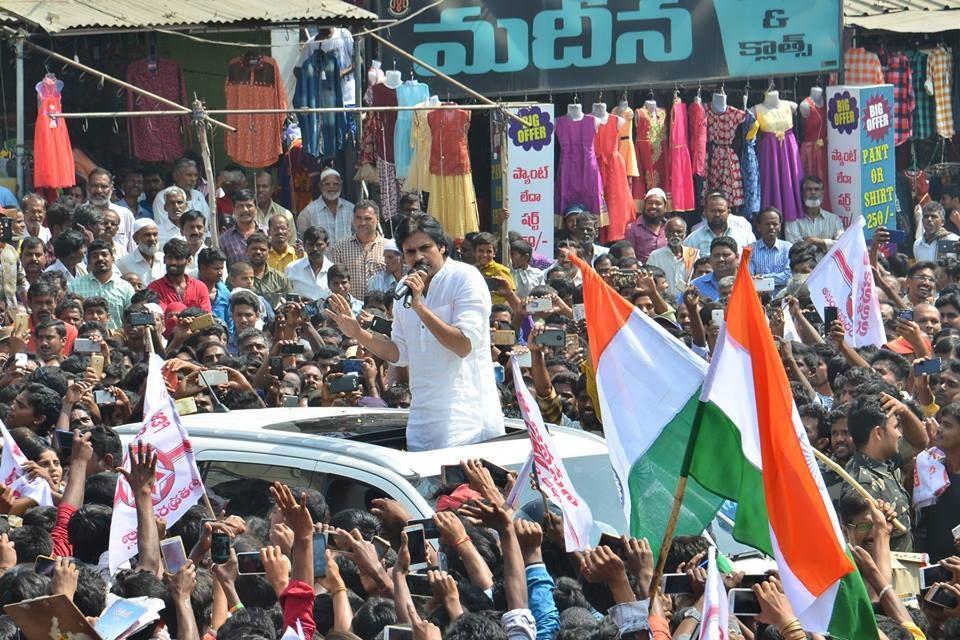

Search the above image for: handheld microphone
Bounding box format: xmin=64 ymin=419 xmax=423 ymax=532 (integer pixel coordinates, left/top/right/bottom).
xmin=393 ymin=262 xmax=430 ymax=300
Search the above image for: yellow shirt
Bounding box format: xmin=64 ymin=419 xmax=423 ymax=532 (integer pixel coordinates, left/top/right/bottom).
xmin=479 ymin=261 xmax=516 ymax=305
xmin=267 ymin=244 xmax=298 ymax=273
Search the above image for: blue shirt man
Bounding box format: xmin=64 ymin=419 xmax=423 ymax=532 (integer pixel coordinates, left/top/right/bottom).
xmin=748 ymin=208 xmax=793 ymax=288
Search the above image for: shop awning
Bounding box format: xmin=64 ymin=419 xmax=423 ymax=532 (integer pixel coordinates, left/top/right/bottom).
xmin=844 ymin=0 xmax=960 ymax=33
xmin=0 ymin=0 xmax=376 ymax=34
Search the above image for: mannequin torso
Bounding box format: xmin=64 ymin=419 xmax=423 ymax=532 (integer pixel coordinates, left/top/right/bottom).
xmin=567 ymin=103 xmax=584 ymax=121
xmin=711 ymin=92 xmax=727 ymax=114
xmin=799 ymin=87 xmax=824 ymax=117
xmin=383 ymin=70 xmax=402 ymax=89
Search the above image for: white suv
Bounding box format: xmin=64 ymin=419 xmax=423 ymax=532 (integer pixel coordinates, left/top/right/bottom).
xmin=115 ymin=407 xmax=627 ymax=543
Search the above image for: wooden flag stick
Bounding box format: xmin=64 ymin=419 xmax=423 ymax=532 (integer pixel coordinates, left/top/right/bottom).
xmin=648 ymin=475 xmax=689 ymax=602
xmin=811 ymin=448 xmax=908 ymax=534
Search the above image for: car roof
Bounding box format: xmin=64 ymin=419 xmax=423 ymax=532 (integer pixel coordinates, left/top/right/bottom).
xmin=115 ymin=407 xmax=609 ymax=479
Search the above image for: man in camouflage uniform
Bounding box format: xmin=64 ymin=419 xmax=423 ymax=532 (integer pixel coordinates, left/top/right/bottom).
xmin=842 ymin=394 xmax=913 ymax=551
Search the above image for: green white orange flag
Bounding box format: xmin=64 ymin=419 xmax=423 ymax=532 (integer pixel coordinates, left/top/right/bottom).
xmin=686 ymin=247 xmax=878 ymax=639
xmin=569 ymin=253 xmax=722 ymax=557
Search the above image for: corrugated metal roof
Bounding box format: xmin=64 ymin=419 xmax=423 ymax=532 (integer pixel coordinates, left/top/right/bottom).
xmin=0 ymin=0 xmax=376 ymax=33
xmin=844 ymin=0 xmax=960 ymax=31
xmin=844 ymin=0 xmax=960 ymax=15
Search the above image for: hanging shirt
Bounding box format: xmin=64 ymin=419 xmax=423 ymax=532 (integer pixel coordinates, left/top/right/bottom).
xmin=909 ymin=50 xmax=935 ymax=140
xmin=225 ymin=55 xmax=288 ymax=168
xmin=843 ymin=47 xmax=884 ymax=86
xmin=392 ymin=259 xmax=505 ymax=451
xmin=126 ymin=57 xmax=187 ymax=162
xmin=885 ymin=52 xmax=915 ymax=146
xmin=927 ymin=46 xmax=956 ymax=139
xmin=320 ymin=28 xmax=356 ymax=107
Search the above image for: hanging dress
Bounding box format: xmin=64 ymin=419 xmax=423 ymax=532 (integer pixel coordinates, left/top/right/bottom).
xmin=595 ymin=116 xmax=633 ymax=243
xmin=225 ymin=55 xmax=287 ymax=168
xmin=669 ymin=99 xmax=695 ymax=212
xmin=371 ymin=83 xmax=401 ymax=218
xmin=426 ymin=108 xmax=479 ymax=240
xmin=688 ymin=99 xmax=708 ymax=209
xmin=403 ymin=103 xmax=433 ymax=194
xmin=555 ymin=115 xmax=605 ymax=216
xmin=756 ymin=102 xmax=804 ymax=222
xmin=394 ymin=81 xmax=430 ymax=179
xmin=33 ymin=75 xmax=75 ymax=189
xmin=611 ymin=104 xmax=641 ymax=191
xmin=706 ymin=106 xmax=746 ymax=206
xmin=799 ymin=97 xmax=830 ymax=207
xmin=634 ymin=107 xmax=668 ymax=197
xmin=740 ymin=111 xmax=761 ymax=220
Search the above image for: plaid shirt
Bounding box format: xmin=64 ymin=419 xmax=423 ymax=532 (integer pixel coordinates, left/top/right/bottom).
xmin=928 ymin=47 xmax=956 ymax=139
xmin=328 ymin=235 xmax=386 ymax=299
xmin=219 ymin=224 xmax=266 ymax=265
xmin=844 ymin=48 xmax=884 ymax=86
xmin=910 ymin=50 xmax=935 ymax=139
xmin=67 ymin=273 xmax=134 ymax=330
xmin=886 ymin=52 xmax=915 ymax=146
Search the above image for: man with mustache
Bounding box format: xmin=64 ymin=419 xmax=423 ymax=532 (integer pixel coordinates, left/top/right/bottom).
xmin=67 ymin=239 xmax=134 ymax=330
xmin=86 ymin=167 xmax=134 ymax=252
xmin=285 ymin=226 xmax=333 ymax=300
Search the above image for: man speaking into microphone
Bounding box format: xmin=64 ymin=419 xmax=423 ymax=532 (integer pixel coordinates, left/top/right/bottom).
xmin=325 ymin=214 xmax=504 ymax=451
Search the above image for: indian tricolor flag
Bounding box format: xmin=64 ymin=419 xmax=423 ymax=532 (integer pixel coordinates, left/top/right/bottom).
xmin=570 ymin=254 xmax=722 ymax=556
xmin=687 ymin=247 xmax=878 ymax=639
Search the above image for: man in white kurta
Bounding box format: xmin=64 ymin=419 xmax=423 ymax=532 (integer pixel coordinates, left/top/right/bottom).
xmin=325 ymin=215 xmax=504 ymax=451
xmin=391 ymin=258 xmax=504 ymax=450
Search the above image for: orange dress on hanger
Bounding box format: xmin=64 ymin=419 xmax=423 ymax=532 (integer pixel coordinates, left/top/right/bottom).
xmin=34 ymin=75 xmax=75 ymax=189
xmin=595 ymin=116 xmax=633 ymax=243
xmin=426 ymin=108 xmax=479 ymax=239
xmin=611 ymin=103 xmax=640 ymax=183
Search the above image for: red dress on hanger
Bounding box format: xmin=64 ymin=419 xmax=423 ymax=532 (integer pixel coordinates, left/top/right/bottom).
xmin=633 ymin=106 xmax=668 ymax=198
xmin=34 ymin=75 xmax=75 ymax=189
xmin=595 ymin=116 xmax=633 ymax=243
xmin=669 ymin=99 xmax=695 ymax=212
xmin=799 ymin=97 xmax=830 ymax=207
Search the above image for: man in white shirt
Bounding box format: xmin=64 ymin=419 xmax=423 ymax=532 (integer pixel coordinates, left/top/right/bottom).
xmin=152 ymin=158 xmax=211 ymax=221
xmin=297 ymin=168 xmax=354 ymax=246
xmin=646 ymin=216 xmax=700 ymax=299
xmin=683 ymin=191 xmax=756 ymax=256
xmin=325 ymin=214 xmax=504 ymax=451
xmin=914 ymin=201 xmax=958 ymax=262
xmin=44 ymin=229 xmax=87 ymax=285
xmin=155 ymin=186 xmax=190 ymax=246
xmin=116 ymin=219 xmax=165 ymax=286
xmin=284 ymin=225 xmax=333 ymax=300
xmin=785 ymin=176 xmax=844 ymax=250
xmin=87 ymin=167 xmax=135 ymax=252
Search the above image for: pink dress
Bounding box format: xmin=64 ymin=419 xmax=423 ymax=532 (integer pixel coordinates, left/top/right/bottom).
xmin=688 ymin=100 xmax=707 ymax=178
xmin=595 ymin=116 xmax=633 ymax=243
xmin=669 ymin=100 xmax=695 ymax=212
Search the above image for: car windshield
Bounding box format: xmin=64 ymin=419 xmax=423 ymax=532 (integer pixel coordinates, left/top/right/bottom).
xmin=412 ymin=453 xmax=628 ymax=544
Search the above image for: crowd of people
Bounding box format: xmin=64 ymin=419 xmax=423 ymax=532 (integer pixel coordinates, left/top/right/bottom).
xmin=0 ymin=158 xmax=957 ymax=639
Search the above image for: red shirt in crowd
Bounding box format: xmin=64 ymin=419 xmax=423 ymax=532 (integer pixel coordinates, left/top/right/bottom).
xmin=147 ymin=275 xmax=212 ymax=313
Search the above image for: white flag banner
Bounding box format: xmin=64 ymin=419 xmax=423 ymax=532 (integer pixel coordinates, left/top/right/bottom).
xmin=511 ymin=356 xmax=593 ymax=551
xmin=699 ymin=546 xmax=729 ymax=640
xmin=506 ymin=452 xmax=534 ymax=510
xmin=0 ymin=420 xmax=53 ymax=507
xmin=781 ymin=299 xmax=801 ymax=343
xmin=806 ymin=216 xmax=886 ymax=347
xmin=109 ymin=354 xmax=205 ymax=573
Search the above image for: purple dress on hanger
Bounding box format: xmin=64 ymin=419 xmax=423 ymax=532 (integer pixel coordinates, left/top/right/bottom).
xmin=756 ymin=102 xmax=804 ymax=222
xmin=556 ymin=115 xmax=604 ymax=216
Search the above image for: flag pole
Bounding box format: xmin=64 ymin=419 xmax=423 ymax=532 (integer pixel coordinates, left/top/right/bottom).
xmin=811 ymin=448 xmax=907 ymax=534
xmin=648 ymin=399 xmax=705 ymax=602
xmin=649 ymin=254 xmax=748 ymax=602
